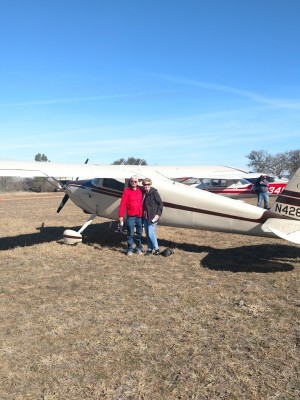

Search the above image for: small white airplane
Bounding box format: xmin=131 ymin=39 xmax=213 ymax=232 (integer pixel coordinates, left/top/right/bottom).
xmin=0 ymin=160 xmax=300 ymax=246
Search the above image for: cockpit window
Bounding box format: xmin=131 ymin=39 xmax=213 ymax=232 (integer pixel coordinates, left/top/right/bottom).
xmin=103 ymin=178 xmax=125 ymax=192
xmin=92 ymin=178 xmax=101 ymax=186
xmin=239 ymin=178 xmax=251 ymax=185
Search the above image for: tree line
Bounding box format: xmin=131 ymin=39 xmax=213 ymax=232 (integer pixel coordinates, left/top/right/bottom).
xmin=247 ymin=149 xmax=300 ymax=177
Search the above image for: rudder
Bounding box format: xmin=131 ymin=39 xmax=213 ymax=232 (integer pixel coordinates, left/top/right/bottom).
xmin=270 ymin=167 xmax=300 ymax=220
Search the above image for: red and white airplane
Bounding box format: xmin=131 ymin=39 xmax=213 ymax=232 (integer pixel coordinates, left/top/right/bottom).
xmin=177 ymin=174 xmax=288 ymax=199
xmin=0 ymin=160 xmax=299 ymax=246
xmin=244 ymin=173 xmax=288 ymax=196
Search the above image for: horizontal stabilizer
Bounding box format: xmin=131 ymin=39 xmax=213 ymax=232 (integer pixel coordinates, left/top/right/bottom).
xmin=262 ymin=218 xmax=300 ymax=245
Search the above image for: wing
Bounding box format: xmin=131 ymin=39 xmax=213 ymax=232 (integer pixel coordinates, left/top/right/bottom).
xmin=0 ymin=160 xmax=147 ymax=179
xmin=148 ymin=165 xmax=248 ymax=180
xmin=0 ymin=161 xmax=248 ymax=180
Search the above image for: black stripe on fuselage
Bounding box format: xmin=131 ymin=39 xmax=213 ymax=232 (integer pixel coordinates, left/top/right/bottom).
xmin=67 ymin=180 xmax=277 ymax=224
xmin=162 ymin=202 xmax=276 ymax=224
xmin=275 ymin=189 xmax=300 ymax=207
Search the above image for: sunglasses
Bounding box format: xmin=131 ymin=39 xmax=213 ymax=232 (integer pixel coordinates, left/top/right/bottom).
xmin=143 ymin=184 xmax=151 ymax=186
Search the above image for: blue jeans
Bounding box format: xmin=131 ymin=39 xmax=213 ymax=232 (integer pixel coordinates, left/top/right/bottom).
xmin=143 ymin=219 xmax=159 ymax=251
xmin=126 ymin=216 xmax=143 ymax=252
xmin=258 ymin=192 xmax=269 ymax=209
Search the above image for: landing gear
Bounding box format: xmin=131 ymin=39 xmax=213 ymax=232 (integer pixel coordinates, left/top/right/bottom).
xmin=63 ymin=213 xmax=97 ymax=244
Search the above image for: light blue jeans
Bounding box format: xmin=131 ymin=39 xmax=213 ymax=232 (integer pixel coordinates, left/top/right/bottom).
xmin=143 ymin=219 xmax=159 ymax=251
xmin=258 ymin=192 xmax=269 ymax=209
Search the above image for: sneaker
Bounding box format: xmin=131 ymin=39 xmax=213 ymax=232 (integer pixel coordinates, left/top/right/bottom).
xmin=137 ymin=250 xmax=143 ymax=255
xmin=144 ymin=250 xmax=152 ymax=256
xmin=154 ymin=250 xmax=160 ymax=256
xmin=127 ymin=252 xmax=133 ymax=256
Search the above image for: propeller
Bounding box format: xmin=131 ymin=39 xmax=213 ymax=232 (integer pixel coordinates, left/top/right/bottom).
xmin=56 ymin=158 xmax=89 ymax=213
xmin=57 ymin=193 xmax=69 ymax=213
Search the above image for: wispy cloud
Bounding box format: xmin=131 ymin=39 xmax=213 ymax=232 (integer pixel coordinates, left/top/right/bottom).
xmin=0 ymin=91 xmax=157 ymax=108
xmin=154 ymin=74 xmax=300 ymax=110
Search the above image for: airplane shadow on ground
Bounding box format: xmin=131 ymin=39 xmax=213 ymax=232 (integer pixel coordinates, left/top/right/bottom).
xmin=199 ymin=244 xmax=299 ymax=273
xmin=0 ymin=225 xmax=68 ymax=250
xmin=151 ymin=239 xmax=299 ymax=273
xmin=1 ymin=221 xmax=299 ymax=273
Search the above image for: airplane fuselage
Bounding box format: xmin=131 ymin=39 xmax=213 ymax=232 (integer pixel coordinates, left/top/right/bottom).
xmin=65 ymin=177 xmax=279 ymax=239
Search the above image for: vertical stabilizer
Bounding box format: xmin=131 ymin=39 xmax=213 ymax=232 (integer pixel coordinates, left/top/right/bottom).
xmin=270 ymin=167 xmax=300 ymax=220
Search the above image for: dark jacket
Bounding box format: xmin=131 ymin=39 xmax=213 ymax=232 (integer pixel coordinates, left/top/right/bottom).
xmin=256 ymin=176 xmax=269 ymax=193
xmin=143 ymin=187 xmax=163 ymax=222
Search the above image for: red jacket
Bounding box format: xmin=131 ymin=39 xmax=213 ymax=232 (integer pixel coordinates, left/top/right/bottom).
xmin=118 ymin=186 xmax=143 ymax=218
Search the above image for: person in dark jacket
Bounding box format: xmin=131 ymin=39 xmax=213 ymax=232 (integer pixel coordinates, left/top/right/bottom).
xmin=256 ymin=174 xmax=269 ymax=209
xmin=142 ymin=178 xmax=163 ymax=256
xmin=118 ymin=176 xmax=143 ymax=255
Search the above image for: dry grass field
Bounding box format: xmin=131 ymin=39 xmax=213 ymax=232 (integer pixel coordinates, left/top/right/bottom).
xmin=0 ymin=192 xmax=299 ymax=400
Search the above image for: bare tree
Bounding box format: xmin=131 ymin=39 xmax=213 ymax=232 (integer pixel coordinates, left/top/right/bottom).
xmin=247 ymin=149 xmax=300 ymax=177
xmin=0 ymin=177 xmax=28 ymax=192
xmin=246 ymin=150 xmax=272 ymax=173
xmin=286 ymin=150 xmax=300 ymax=175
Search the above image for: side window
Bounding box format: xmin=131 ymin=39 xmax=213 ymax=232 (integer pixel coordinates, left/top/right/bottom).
xmin=212 ymin=179 xmax=227 ymax=187
xmin=103 ymin=178 xmax=125 ymax=192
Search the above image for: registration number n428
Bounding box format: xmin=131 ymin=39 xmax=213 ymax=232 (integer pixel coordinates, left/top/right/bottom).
xmin=275 ymin=203 xmax=300 ymax=218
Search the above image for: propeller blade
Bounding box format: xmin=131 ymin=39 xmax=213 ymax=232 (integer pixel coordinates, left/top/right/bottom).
xmin=57 ymin=194 xmax=69 ymax=213
xmin=57 ymin=158 xmax=89 ymax=213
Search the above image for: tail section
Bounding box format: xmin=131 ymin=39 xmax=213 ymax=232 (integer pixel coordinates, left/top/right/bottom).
xmin=270 ymin=167 xmax=300 ymax=220
xmin=260 ymin=167 xmax=300 ymax=244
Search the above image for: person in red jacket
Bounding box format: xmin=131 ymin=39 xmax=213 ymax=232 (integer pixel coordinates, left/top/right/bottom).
xmin=118 ymin=176 xmax=143 ymax=255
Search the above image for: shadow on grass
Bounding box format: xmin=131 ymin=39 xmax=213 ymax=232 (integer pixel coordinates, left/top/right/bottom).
xmin=1 ymin=220 xmax=299 ymax=273
xmin=0 ymin=225 xmax=71 ymax=250
xmin=200 ymin=244 xmax=298 ymax=273
xmin=0 ymin=220 xmax=125 ymax=250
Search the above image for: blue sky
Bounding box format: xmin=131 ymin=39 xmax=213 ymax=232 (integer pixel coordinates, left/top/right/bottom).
xmin=0 ymin=0 xmax=299 ymax=169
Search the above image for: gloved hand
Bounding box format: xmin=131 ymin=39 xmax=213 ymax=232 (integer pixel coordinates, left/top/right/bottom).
xmin=115 ymin=220 xmax=124 ymax=233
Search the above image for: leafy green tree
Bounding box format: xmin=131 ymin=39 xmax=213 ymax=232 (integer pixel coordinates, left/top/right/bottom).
xmin=35 ymin=153 xmax=50 ymax=162
xmin=112 ymin=157 xmax=147 ymax=165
